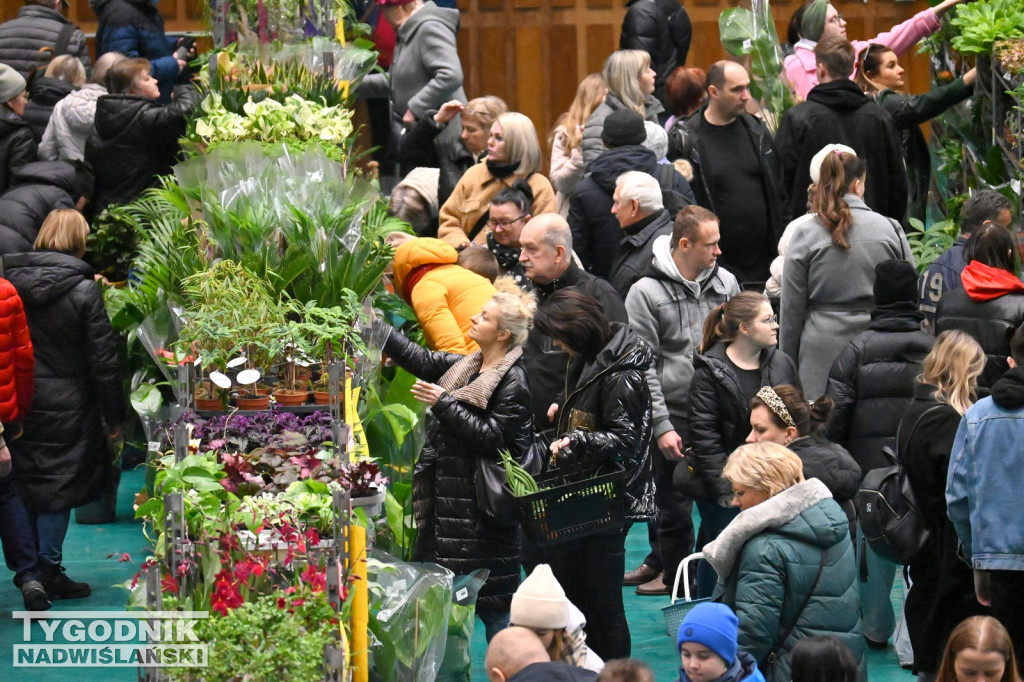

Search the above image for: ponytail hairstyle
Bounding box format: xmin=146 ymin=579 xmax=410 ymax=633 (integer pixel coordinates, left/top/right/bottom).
xmin=855 ymin=44 xmax=893 ymax=95
xmin=808 ymin=150 xmax=867 ymax=249
xmin=561 ymin=73 xmax=607 ymax=152
xmin=491 ymin=276 xmax=537 ymax=347
xmin=700 ymin=291 xmax=768 ymax=352
xmin=750 ymin=384 xmax=833 ymax=438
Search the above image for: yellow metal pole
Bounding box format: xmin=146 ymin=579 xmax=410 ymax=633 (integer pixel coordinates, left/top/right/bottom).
xmin=349 ymin=523 xmax=369 ymax=682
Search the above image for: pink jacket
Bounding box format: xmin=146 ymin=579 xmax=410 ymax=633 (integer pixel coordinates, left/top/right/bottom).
xmin=783 ymin=8 xmax=941 ymax=100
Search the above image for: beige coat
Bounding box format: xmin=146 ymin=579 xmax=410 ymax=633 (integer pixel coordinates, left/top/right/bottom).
xmin=437 ymin=163 xmax=557 ymax=248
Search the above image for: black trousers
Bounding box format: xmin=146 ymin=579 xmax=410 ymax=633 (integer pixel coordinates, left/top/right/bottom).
xmin=990 ymin=570 xmax=1024 ymax=673
xmin=652 ymin=453 xmax=695 ymax=591
xmin=523 ymin=528 xmax=630 ymax=660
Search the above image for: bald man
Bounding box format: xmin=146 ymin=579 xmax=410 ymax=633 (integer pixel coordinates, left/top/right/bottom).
xmin=517 ymin=214 xmax=627 ymax=426
xmin=485 ymin=627 xmax=597 ymax=681
xmin=667 ymin=60 xmax=784 ymax=289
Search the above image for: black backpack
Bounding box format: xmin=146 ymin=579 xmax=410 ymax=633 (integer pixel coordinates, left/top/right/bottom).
xmin=854 ymin=405 xmax=943 ymax=565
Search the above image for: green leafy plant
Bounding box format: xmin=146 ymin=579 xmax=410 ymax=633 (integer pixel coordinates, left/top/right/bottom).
xmin=86 ymin=205 xmax=140 ymax=283
xmin=950 ymin=0 xmax=1024 ymax=55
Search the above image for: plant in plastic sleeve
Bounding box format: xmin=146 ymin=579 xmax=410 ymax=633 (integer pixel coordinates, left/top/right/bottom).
xmin=719 ymin=0 xmax=794 ymax=132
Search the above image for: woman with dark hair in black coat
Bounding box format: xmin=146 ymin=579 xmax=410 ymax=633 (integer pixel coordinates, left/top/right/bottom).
xmin=746 ymin=384 xmax=861 ymax=509
xmin=534 ymin=288 xmax=655 ymax=661
xmin=3 ymin=209 xmax=124 ymax=602
xmin=685 ymin=291 xmax=800 ymax=597
xmin=380 ymin=279 xmax=536 ymax=641
xmin=936 ymin=223 xmax=1024 ymax=394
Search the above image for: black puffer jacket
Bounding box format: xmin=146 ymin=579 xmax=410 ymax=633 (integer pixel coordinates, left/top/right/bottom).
xmin=775 ymin=79 xmax=907 ymax=224
xmin=620 ymin=0 xmax=692 ymax=112
xmin=936 ymin=262 xmax=1024 ymax=394
xmin=0 ymin=161 xmax=79 ymax=255
xmin=787 ymin=433 xmax=861 ymax=503
xmin=825 ymin=309 xmax=934 ymax=473
xmin=557 ymin=323 xmax=656 ymax=521
xmin=687 ymin=343 xmax=800 ymax=499
xmin=568 ymin=145 xmax=693 ymax=278
xmin=86 ymin=84 xmax=199 ymax=216
xmin=0 ymin=5 xmax=91 ymax=79
xmin=524 ymin=260 xmax=628 ymax=426
xmin=23 ymin=76 xmax=76 ymax=143
xmin=0 ymin=106 xmax=37 ymax=196
xmin=383 ymin=330 xmax=531 ymax=612
xmin=4 ymin=251 xmax=125 ymax=513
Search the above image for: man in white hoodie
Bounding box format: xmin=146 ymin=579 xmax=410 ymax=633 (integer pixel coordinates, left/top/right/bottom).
xmin=623 ymin=204 xmax=740 ymax=595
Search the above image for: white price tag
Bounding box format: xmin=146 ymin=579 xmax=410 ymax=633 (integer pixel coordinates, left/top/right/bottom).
xmin=455 ymin=587 xmax=469 ymax=602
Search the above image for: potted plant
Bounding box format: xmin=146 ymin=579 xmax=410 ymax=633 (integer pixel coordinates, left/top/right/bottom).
xmin=287 ymin=297 xmax=365 ymax=407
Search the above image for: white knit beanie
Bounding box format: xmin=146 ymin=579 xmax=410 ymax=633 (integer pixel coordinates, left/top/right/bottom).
xmin=0 ymin=65 xmax=26 ymax=104
xmin=510 ymin=564 xmax=569 ymax=630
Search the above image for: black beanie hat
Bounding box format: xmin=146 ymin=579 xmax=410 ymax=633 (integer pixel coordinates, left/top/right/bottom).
xmin=601 ymin=109 xmax=647 ymax=148
xmin=873 ymin=259 xmax=919 ymax=306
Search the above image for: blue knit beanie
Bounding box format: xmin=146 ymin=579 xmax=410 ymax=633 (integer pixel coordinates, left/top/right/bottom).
xmin=676 ymin=603 xmax=739 ymax=664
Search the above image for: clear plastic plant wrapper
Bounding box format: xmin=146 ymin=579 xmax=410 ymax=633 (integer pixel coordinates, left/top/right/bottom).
xmin=719 ymin=0 xmax=793 ymax=132
xmin=366 ymin=549 xmax=453 ymax=682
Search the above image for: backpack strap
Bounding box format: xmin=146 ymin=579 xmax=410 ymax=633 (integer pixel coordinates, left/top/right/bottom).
xmin=54 ymin=22 xmax=76 ymax=58
xmin=657 ymin=163 xmax=675 ymax=192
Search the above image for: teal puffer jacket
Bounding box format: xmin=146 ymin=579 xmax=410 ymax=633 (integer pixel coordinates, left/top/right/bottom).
xmin=704 ymin=479 xmax=865 ymax=682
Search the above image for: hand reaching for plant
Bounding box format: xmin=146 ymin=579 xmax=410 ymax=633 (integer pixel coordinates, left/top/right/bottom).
xmin=411 ymin=380 xmax=445 ymax=406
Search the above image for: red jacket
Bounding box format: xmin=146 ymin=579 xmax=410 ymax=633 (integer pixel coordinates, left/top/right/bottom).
xmin=0 ymin=277 xmax=33 ymax=425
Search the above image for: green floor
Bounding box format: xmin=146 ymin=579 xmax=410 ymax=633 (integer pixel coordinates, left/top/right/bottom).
xmin=0 ymin=470 xmax=912 ymax=680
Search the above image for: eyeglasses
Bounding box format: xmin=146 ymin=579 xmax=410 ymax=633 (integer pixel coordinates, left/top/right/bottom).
xmin=487 ymin=215 xmax=528 ymax=229
xmin=760 ymin=315 xmax=779 ymax=326
xmin=827 ymin=14 xmax=845 ymax=25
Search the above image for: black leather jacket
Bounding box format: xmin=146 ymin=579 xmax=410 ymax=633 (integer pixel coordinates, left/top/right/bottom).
xmin=557 ymin=323 xmax=656 ymax=521
xmin=687 ymin=343 xmax=800 ymax=499
xmin=383 ymin=329 xmax=532 ymax=612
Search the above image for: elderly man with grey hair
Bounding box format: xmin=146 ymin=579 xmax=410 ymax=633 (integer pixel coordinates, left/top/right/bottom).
xmin=607 ymin=171 xmax=672 ymax=297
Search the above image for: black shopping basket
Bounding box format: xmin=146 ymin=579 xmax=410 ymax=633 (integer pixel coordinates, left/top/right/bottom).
xmin=514 ymin=464 xmax=625 ymax=547
xmin=662 ymin=552 xmax=712 ymax=637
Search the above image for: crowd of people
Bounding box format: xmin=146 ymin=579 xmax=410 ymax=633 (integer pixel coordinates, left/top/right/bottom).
xmin=0 ymin=0 xmax=1022 ymax=680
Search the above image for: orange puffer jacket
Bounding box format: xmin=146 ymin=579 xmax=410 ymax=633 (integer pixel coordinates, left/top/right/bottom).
xmin=391 ymin=238 xmax=496 ymax=354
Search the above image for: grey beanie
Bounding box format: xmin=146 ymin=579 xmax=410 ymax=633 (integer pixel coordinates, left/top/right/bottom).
xmin=0 ymin=64 xmax=26 ymax=104
xmin=801 ymin=0 xmax=830 ymax=42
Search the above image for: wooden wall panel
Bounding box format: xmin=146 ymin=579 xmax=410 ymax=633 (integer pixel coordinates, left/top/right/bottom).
xmin=515 ymin=26 xmax=546 ymax=129
xmin=549 ymin=23 xmax=578 ymax=120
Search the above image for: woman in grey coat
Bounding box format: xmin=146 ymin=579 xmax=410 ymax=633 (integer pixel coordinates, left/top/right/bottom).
xmin=580 ymin=49 xmax=663 ymax=168
xmin=780 ymin=146 xmax=912 ymax=397
xmin=362 ymin=0 xmax=466 ymax=158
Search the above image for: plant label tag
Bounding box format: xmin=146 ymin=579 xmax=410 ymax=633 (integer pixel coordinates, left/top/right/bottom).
xmin=393 ymin=579 xmax=407 ymax=592
xmin=456 ymin=587 xmax=469 ymax=603
xmin=742 ymin=39 xmax=752 ymax=51
xmin=148 ymin=441 xmax=161 ymax=453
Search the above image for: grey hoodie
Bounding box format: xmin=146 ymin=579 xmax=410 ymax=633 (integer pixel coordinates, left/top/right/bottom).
xmin=625 ymin=234 xmax=740 ymax=437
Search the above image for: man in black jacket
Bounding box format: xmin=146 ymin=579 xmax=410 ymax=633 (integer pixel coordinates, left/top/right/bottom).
xmin=568 ymin=108 xmax=693 ymax=280
xmin=0 ymin=0 xmax=91 ymax=79
xmin=668 ymin=61 xmax=784 ymax=288
xmin=620 ymin=0 xmax=692 ymax=116
xmin=0 ymin=160 xmax=89 ymax=255
xmin=608 ymin=170 xmax=673 ymax=298
xmin=519 ymin=214 xmax=628 ymax=427
xmin=775 ymin=37 xmax=908 ymax=225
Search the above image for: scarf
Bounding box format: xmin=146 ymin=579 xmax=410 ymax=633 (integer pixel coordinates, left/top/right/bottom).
xmin=485 ymin=159 xmax=521 ymax=179
xmin=436 ymin=345 xmax=523 ymax=410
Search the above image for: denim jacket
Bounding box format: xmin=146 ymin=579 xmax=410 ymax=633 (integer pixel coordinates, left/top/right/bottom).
xmin=946 ymin=367 xmax=1024 ymax=570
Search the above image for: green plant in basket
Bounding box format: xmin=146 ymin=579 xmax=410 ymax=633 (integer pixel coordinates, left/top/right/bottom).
xmin=500 ymin=449 xmax=539 ymax=496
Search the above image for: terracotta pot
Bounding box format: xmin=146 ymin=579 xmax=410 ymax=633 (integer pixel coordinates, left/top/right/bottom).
xmin=313 ymin=390 xmax=332 ymax=405
xmin=195 ymin=397 xmax=225 ymax=411
xmin=295 ymin=369 xmax=313 ymax=384
xmin=253 ymin=384 xmax=272 ymax=396
xmin=274 ymin=389 xmax=308 ymax=406
xmin=236 ymin=395 xmax=270 ymax=410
